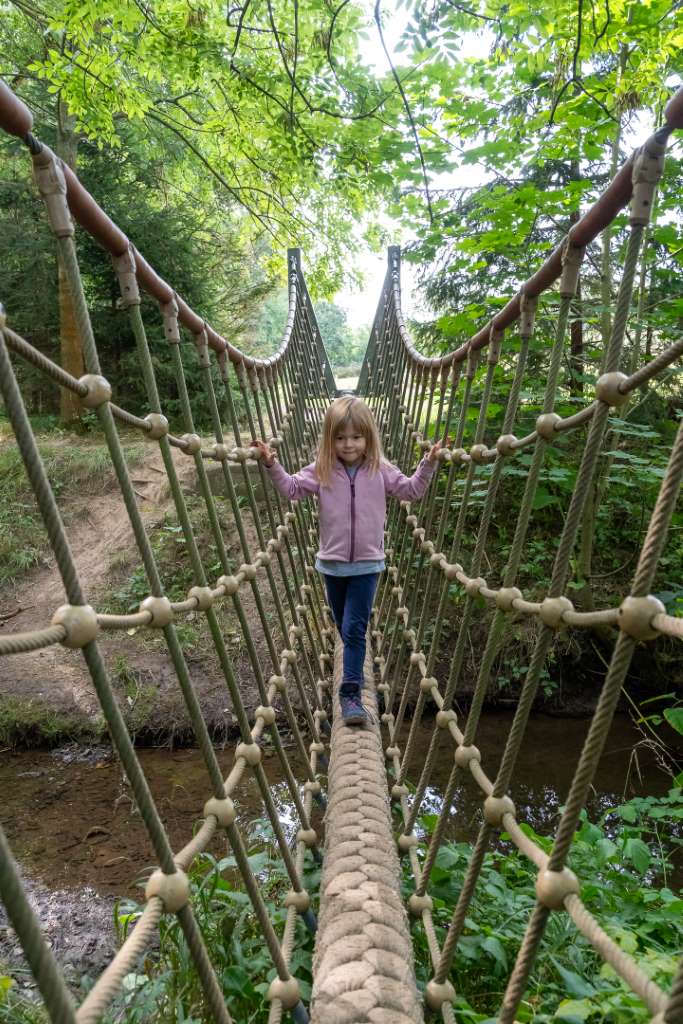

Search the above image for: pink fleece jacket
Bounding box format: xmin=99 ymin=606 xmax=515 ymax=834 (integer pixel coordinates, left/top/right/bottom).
xmin=265 ymin=456 xmax=436 ymax=562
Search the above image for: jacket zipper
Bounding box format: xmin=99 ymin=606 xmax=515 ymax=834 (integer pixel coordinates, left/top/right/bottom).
xmin=349 ymin=478 xmax=356 ymax=562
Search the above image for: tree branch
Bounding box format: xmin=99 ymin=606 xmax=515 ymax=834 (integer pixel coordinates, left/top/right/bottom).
xmin=374 ymin=0 xmax=434 ymax=224
xmin=440 ymin=0 xmax=498 ymax=22
xmin=146 ymin=109 xmax=284 ymax=237
xmin=291 ymin=0 xmax=298 ymax=127
xmin=590 ymin=0 xmax=610 ymax=45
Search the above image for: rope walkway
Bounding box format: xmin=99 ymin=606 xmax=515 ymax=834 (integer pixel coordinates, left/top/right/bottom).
xmin=311 ymin=643 xmax=422 ymax=1024
xmin=0 ymin=79 xmax=682 ymax=1023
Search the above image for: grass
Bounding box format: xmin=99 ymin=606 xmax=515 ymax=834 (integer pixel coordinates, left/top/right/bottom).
xmin=111 ymin=655 xmax=159 ymax=736
xmin=0 ymin=695 xmax=103 ymax=749
xmin=0 ymin=422 xmax=145 ymax=588
xmin=0 ymin=980 xmax=48 ymax=1024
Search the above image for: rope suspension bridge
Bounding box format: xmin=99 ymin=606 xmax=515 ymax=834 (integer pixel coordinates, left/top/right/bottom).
xmin=0 ymin=78 xmax=682 ymax=1024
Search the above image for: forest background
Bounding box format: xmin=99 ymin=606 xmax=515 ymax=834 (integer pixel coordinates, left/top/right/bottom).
xmin=1 ymin=0 xmax=682 ymax=419
xmin=2 ymin=0 xmax=683 ymax=628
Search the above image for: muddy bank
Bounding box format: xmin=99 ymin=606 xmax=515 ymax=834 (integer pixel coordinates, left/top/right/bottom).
xmin=1 ymin=641 xmax=678 ymax=749
xmin=0 ymin=440 xmax=301 ymax=748
xmin=3 ymin=581 xmax=679 ymax=747
xmin=0 ymin=880 xmax=116 ymax=1003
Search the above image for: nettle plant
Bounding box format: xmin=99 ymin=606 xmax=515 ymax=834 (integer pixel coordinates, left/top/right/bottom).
xmin=110 ymin=825 xmax=319 ymax=1024
xmin=407 ymin=786 xmax=682 ymax=1024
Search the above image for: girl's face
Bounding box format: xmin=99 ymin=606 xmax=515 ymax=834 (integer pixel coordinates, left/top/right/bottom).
xmin=334 ymin=423 xmax=367 ymax=465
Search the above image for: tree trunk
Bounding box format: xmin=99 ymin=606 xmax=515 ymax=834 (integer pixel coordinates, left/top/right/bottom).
xmin=568 ymin=202 xmax=583 ymax=395
xmin=575 ymin=107 xmax=623 ymax=620
xmin=569 ymin=282 xmax=583 ymax=395
xmin=56 ymin=96 xmax=83 ymax=425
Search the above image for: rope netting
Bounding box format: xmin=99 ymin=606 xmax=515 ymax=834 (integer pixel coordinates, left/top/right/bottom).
xmin=0 ymin=79 xmax=682 ymax=1024
xmin=1 ymin=86 xmax=338 ymax=1024
xmin=357 ymin=104 xmax=683 ymax=1022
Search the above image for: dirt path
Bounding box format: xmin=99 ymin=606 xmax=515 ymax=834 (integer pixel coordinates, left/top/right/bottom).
xmin=0 ymin=444 xmax=266 ymax=743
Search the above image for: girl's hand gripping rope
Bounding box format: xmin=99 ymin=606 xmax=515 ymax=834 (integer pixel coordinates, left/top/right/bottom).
xmin=427 ymin=439 xmax=443 ymax=463
xmin=251 ymin=439 xmax=276 ymax=467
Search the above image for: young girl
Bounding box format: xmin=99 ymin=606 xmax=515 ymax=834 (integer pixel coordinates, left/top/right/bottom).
xmin=252 ymin=396 xmax=441 ymax=726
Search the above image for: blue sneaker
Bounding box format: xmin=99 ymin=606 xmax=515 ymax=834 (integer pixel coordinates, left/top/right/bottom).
xmin=339 ymin=687 xmax=368 ymax=726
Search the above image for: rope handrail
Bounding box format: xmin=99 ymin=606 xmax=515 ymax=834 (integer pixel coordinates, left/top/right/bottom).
xmin=0 ymin=81 xmax=341 ymax=1021
xmin=359 ymin=100 xmax=683 ymax=1021
xmin=0 ymin=297 xmax=329 ymax=1022
xmin=11 ymin=527 xmax=683 ymax=659
xmin=3 ymin=318 xmax=286 ymax=457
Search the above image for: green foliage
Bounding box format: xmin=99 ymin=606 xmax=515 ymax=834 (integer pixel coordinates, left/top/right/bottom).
xmin=313 ymin=301 xmax=367 ymax=370
xmin=244 ymin=289 xmax=292 ymax=358
xmin=408 ymin=789 xmax=682 ymax=1021
xmin=437 ymin=359 xmax=682 ymax=603
xmin=0 ymin=105 xmax=270 ymax=427
xmin=0 ymin=0 xmax=410 ymax=295
xmin=106 ymin=829 xmax=318 ymax=1023
xmin=0 ymin=979 xmax=48 ymax=1024
xmin=0 ymin=695 xmax=102 ymax=748
xmin=397 ymin=0 xmax=683 ymax=363
xmin=246 ymin=289 xmax=367 ymax=369
xmin=69 ymin=794 xmax=682 ymax=1024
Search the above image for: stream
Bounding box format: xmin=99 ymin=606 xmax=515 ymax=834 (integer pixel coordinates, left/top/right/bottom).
xmin=0 ymin=711 xmax=673 ymax=994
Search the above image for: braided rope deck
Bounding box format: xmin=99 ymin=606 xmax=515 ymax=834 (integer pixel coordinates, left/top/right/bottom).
xmin=311 ymin=640 xmax=423 ymax=1024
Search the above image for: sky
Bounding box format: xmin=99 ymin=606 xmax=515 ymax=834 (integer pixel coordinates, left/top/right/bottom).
xmin=334 ymin=5 xmax=492 ymax=333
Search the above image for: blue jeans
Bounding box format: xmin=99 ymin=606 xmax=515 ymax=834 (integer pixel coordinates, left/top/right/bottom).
xmin=323 ymin=573 xmax=379 ymax=692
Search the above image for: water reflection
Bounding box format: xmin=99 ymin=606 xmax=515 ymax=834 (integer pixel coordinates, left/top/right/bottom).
xmin=0 ymin=712 xmax=672 ymax=896
xmin=405 ymin=712 xmax=671 ymax=844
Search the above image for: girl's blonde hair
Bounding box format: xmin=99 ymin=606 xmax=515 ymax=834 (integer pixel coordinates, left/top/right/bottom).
xmin=315 ymin=396 xmax=383 ymax=486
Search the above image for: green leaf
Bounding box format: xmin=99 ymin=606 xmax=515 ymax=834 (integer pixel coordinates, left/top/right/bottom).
xmin=610 ymin=927 xmax=639 ymax=954
xmin=116 ymin=911 xmax=140 ymax=928
xmin=532 ymin=487 xmax=559 ymax=510
xmin=616 ymin=802 xmax=638 ymax=823
xmin=663 ymin=708 xmax=683 ymax=736
xmin=435 ymin=845 xmax=461 ymax=869
xmin=550 ymin=959 xmax=597 ymax=998
xmin=481 ymin=935 xmax=508 ymax=971
xmin=623 ymin=837 xmax=651 ymax=873
xmin=554 ymin=998 xmax=594 ymax=1021
xmin=595 ymin=837 xmax=617 ymax=865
